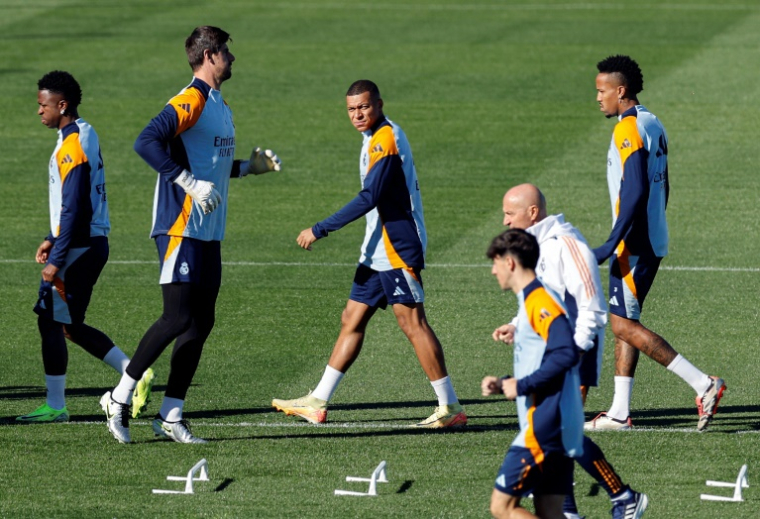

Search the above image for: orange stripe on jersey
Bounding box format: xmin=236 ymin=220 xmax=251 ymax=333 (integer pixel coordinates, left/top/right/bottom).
xmin=167 ymin=195 xmax=194 ymax=237
xmin=57 ymin=133 xmax=88 ymax=185
xmin=382 ymin=227 xmax=409 ymax=269
xmin=562 ymin=236 xmax=595 ymax=299
xmin=524 ymin=286 xmax=566 ymax=343
xmin=524 ymin=397 xmax=545 ymax=465
xmin=616 ymin=243 xmax=638 ymax=300
xmin=366 ymin=125 xmax=399 ymax=173
xmin=614 ymin=115 xmax=644 ymax=180
xmin=169 ymin=87 xmax=206 ymax=136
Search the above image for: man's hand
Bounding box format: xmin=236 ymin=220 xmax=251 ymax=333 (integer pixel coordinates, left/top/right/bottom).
xmin=36 ymin=240 xmax=53 ymax=264
xmin=297 ymin=228 xmax=317 ymax=251
xmin=174 ymin=170 xmax=222 ymax=215
xmin=244 ymin=147 xmax=281 ymax=176
xmin=41 ymin=263 xmax=59 ymax=283
xmin=492 ymin=324 xmax=516 ymax=344
xmin=481 ymin=376 xmax=504 ymax=396
xmin=502 ymin=377 xmax=518 ymax=400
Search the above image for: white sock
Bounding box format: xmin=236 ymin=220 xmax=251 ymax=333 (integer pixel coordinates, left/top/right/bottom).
xmin=112 ymin=373 xmax=138 ymax=404
xmin=311 ymin=365 xmax=344 ymax=402
xmin=667 ymin=354 xmax=711 ymax=395
xmin=160 ymin=397 xmax=184 ymax=422
xmin=431 ymin=376 xmax=458 ymax=406
xmin=102 ymin=346 xmax=130 ymax=374
xmin=611 ymin=488 xmax=633 ymax=502
xmin=45 ymin=374 xmax=66 ymax=410
xmin=607 ymin=376 xmax=634 ymax=421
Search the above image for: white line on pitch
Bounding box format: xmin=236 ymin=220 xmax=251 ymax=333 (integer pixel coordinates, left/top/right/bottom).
xmin=239 ymin=3 xmax=757 ymax=12
xmin=1 ymin=258 xmax=758 ymax=273
xmin=45 ymin=421 xmax=757 ymax=434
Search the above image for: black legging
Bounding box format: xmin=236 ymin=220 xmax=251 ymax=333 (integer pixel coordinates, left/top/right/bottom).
xmin=125 ymin=282 xmax=219 ymax=400
xmin=39 ymin=317 xmax=115 ymax=376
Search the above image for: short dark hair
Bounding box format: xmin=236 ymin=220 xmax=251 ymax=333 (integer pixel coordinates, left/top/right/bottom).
xmin=38 ymin=70 xmax=82 ymax=112
xmin=185 ymin=26 xmax=231 ymax=71
xmin=486 ymin=229 xmax=540 ymax=270
xmin=597 ymin=55 xmax=644 ymax=97
xmin=346 ymin=79 xmax=380 ymax=101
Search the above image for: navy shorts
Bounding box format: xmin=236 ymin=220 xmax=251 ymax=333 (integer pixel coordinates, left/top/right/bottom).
xmin=349 ymin=264 xmax=424 ymax=309
xmin=608 ymin=252 xmax=661 ymax=320
xmin=494 ymin=447 xmax=573 ymax=497
xmin=155 ymin=235 xmax=221 ymax=287
xmin=578 ymin=334 xmax=602 ymax=387
xmin=34 ymin=236 xmax=109 ymax=325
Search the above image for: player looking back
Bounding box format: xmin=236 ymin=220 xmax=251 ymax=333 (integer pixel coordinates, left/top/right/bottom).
xmin=272 ymin=80 xmax=466 ymax=428
xmin=587 ymin=55 xmax=724 ymax=432
xmin=101 ymin=26 xmax=281 ymax=444
xmin=18 ymin=71 xmax=153 ymax=424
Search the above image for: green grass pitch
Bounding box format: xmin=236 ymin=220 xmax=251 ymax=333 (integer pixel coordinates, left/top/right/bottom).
xmin=1 ymin=1 xmax=759 ymax=517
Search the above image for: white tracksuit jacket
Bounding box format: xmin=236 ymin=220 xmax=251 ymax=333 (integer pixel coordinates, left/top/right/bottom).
xmin=510 ymin=214 xmax=607 ymax=354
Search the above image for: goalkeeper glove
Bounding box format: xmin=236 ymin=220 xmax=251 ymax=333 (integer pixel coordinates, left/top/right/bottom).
xmin=241 ymin=147 xmax=282 ymax=176
xmin=173 ymin=170 xmax=222 ymax=215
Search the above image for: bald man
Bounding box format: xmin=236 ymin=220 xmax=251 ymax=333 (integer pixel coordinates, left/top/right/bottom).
xmin=484 ymin=184 xmax=647 ymax=519
xmin=494 ymin=184 xmax=606 ymax=391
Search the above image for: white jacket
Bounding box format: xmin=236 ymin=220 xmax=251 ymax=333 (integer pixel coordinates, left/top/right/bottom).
xmin=511 ymin=214 xmax=607 ymax=352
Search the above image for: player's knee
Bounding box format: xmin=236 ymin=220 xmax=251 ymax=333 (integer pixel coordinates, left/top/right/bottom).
xmin=62 ymin=323 xmax=82 ymax=341
xmin=489 ymin=493 xmax=513 ymax=519
xmin=610 ymin=315 xmax=635 ymax=340
xmin=194 ymin=314 xmax=216 ymax=340
xmin=159 ymin=310 xmax=194 ymax=336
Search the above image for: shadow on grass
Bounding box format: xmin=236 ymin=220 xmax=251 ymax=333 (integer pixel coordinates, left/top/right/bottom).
xmin=585 ymin=404 xmax=760 ymax=430
xmin=201 ymin=423 xmax=518 ymax=442
xmin=215 ymin=478 xmax=234 ymax=492
xmin=397 ymin=480 xmax=414 ymax=494
xmin=0 ymin=385 xmax=168 ymax=400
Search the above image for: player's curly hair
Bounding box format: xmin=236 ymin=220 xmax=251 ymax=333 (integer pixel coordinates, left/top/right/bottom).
xmin=597 ymin=55 xmax=644 ymax=97
xmin=346 ymin=80 xmax=380 ymax=101
xmin=486 ymin=229 xmax=540 ymax=271
xmin=37 ymin=71 xmax=82 ymax=113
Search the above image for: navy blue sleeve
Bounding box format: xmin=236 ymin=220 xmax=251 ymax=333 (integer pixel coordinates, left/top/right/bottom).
xmin=312 ymin=154 xmax=401 ymax=238
xmin=516 ymin=316 xmax=579 ymax=396
xmin=134 ymin=105 xmax=184 ymax=182
xmin=48 ymin=164 xmax=91 ymax=268
xmin=593 ymin=148 xmax=649 ymax=264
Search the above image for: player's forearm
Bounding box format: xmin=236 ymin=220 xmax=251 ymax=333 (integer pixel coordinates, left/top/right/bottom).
xmin=313 ymin=189 xmax=378 ymax=238
xmin=134 ymin=109 xmax=184 ymax=181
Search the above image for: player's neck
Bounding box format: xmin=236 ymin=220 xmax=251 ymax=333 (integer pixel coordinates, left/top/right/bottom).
xmin=194 ymin=70 xmax=222 ymax=91
xmin=511 ymin=271 xmax=537 ymax=295
xmin=57 ymin=114 xmax=78 ymax=129
xmin=618 ymin=99 xmax=638 ymax=116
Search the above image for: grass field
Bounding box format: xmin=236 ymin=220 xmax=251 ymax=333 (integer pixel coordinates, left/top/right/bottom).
xmin=1 ymin=1 xmax=759 ymax=517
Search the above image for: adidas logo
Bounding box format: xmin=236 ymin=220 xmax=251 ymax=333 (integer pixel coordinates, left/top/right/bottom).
xmin=609 ymin=296 xmax=619 ymax=306
xmin=61 ymin=154 xmax=73 ymax=164
xmin=371 ymin=143 xmax=384 ymax=153
xmin=496 ymin=475 xmax=506 ymax=488
xmin=179 ymin=103 xmax=191 ymax=113
xmin=393 ymin=286 xmax=406 ymax=297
